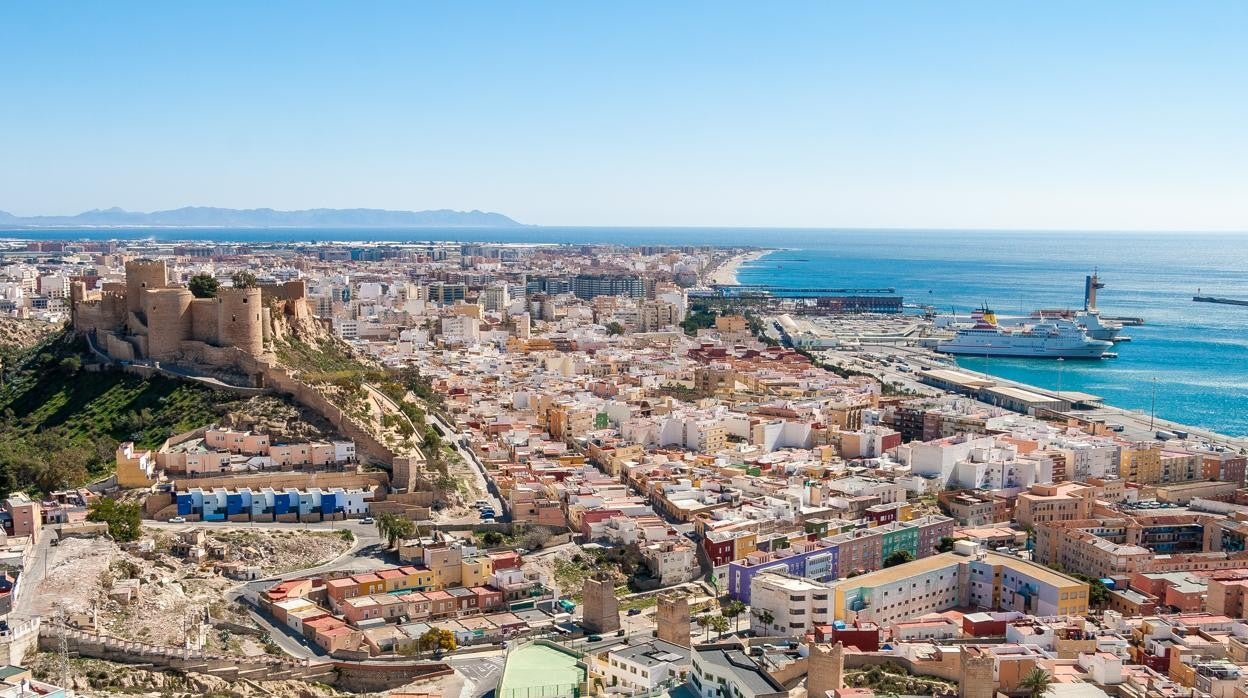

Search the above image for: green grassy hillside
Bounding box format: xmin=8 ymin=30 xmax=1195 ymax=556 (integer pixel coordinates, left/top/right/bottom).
xmin=0 ymin=331 xmax=242 ymax=497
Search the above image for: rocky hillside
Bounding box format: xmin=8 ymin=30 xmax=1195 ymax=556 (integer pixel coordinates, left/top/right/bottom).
xmin=0 ymin=317 xmax=57 ymax=357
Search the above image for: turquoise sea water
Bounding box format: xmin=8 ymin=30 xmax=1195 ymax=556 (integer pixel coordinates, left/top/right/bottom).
xmin=736 ymin=232 xmax=1248 ymax=437
xmin=5 ymin=226 xmax=1248 ymax=435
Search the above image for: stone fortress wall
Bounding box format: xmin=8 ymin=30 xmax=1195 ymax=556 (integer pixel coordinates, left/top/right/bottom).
xmin=71 ymin=259 xmax=307 ymax=363
xmin=70 ymin=261 xmax=425 ymax=483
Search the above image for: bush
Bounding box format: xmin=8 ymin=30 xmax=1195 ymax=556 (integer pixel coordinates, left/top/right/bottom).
xmin=188 ymin=273 xmax=220 ymax=299
xmin=481 ymin=531 xmax=505 ymax=546
xmin=88 ymin=497 xmax=142 ymax=542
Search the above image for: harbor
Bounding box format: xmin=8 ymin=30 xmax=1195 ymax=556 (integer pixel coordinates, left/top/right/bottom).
xmin=800 ymin=336 xmax=1248 ymax=454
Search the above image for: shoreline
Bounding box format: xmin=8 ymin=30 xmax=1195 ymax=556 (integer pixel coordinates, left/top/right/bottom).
xmin=706 ymin=249 xmax=772 ymax=285
xmin=806 ymin=335 xmax=1248 ymax=449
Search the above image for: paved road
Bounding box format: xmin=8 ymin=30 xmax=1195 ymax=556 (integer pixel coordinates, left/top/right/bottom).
xmin=224 ymin=520 xmax=388 ymax=602
xmin=427 ymin=412 xmax=507 ymax=522
xmin=9 ymin=529 xmax=52 ymax=623
xmin=450 ymin=655 xmax=505 ymax=698
xmin=213 ymin=520 xmax=396 ymax=660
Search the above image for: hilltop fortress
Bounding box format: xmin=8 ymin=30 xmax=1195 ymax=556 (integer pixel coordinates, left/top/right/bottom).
xmin=71 ymin=260 xmax=314 ymax=366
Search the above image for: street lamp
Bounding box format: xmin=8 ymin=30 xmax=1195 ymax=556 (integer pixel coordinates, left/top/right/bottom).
xmin=1150 ymin=377 xmax=1158 ymax=430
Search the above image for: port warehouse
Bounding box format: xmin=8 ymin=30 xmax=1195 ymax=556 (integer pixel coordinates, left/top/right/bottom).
xmin=692 ymin=285 xmax=904 ymax=313
xmin=918 ymin=368 xmax=1105 ymax=414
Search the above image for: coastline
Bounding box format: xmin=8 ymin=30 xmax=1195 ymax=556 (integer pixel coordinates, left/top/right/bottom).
xmin=706 ymin=249 xmax=771 ymax=285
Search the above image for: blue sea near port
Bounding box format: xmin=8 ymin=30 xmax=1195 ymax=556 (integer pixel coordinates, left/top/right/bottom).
xmin=5 ymin=226 xmax=1248 ymax=435
xmin=733 ymin=231 xmax=1248 ymax=437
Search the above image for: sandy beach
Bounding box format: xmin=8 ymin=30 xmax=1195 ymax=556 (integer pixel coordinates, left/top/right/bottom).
xmin=706 ymin=249 xmax=770 ymax=285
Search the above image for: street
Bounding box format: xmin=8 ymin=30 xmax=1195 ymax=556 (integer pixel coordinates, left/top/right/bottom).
xmin=9 ymin=529 xmax=53 ymax=623
xmin=449 ymin=655 xmax=504 ymax=698
xmin=427 ymin=412 xmax=507 ymax=522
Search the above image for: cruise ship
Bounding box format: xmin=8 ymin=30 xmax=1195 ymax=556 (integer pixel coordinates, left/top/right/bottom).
xmin=935 ymin=310 xmax=1114 ymax=359
xmin=930 ymin=273 xmax=1124 ymax=342
xmin=934 ymin=307 xmax=1123 ymax=342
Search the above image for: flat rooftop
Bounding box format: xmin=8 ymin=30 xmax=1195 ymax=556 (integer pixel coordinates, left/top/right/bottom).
xmin=832 ymin=550 xmax=1084 ymax=590
xmin=498 ymin=642 xmax=585 ymax=696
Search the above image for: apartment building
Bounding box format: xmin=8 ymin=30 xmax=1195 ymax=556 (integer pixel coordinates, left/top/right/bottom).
xmin=690 ymin=645 xmax=787 ymax=698
xmin=829 ymin=544 xmax=1088 ymax=626
xmin=748 ymin=572 xmax=834 ymax=636
xmin=1014 ymin=482 xmax=1094 ymax=528
xmin=595 ymin=640 xmax=690 ymax=692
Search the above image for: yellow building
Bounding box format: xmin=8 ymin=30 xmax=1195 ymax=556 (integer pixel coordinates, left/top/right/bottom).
xmin=115 ymin=442 xmax=157 ymax=488
xmin=461 ymin=556 xmax=494 ymax=588
xmin=732 ymin=531 xmax=758 ymax=561
xmin=1121 ymin=444 xmax=1162 ymax=484
xmin=714 ymin=315 xmax=747 ymax=334
xmin=403 ymin=567 xmax=436 ymax=591
xmin=425 ymin=545 xmax=463 ymax=589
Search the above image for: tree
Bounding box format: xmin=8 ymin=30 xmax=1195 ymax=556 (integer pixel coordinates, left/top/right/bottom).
xmin=423 ymin=426 xmax=443 ymax=452
xmin=1069 ymin=572 xmax=1111 ymax=607
xmin=375 ymin=513 xmax=417 ymax=549
xmin=696 ymin=613 xmax=713 ymax=641
xmin=605 ymin=322 xmax=625 ymax=336
xmin=57 ymin=356 xmax=81 ymax=375
xmin=188 ymin=273 xmax=220 ymax=298
xmin=39 ymin=445 xmax=90 ymax=492
xmin=419 ymin=627 xmax=456 ymax=657
xmin=87 ymin=497 xmax=141 ymax=542
xmin=723 ymin=600 xmax=746 ymax=633
xmin=755 ymin=609 xmax=775 ymax=633
xmin=481 ymin=531 xmax=505 ymax=547
xmin=1019 ymin=667 xmax=1054 ymax=698
xmin=883 ymin=550 xmax=915 ymax=568
xmin=936 ymin=536 xmax=957 ymax=553
xmin=709 ymin=615 xmax=730 ymax=639
xmin=230 ymin=270 xmax=258 ymax=289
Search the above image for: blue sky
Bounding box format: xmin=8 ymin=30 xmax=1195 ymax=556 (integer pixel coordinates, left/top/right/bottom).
xmin=2 ymin=2 xmax=1245 ymax=229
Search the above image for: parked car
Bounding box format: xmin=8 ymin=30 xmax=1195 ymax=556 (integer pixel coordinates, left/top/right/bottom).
xmin=627 ymin=608 xmax=642 ymax=616
xmin=587 ymin=635 xmax=603 ymax=642
xmin=168 ymin=517 xmax=186 ymax=524
xmin=360 ymin=517 xmax=375 ymax=524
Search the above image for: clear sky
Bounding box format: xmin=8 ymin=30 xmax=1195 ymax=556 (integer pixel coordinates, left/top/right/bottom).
xmin=2 ymin=2 xmax=1246 ymax=230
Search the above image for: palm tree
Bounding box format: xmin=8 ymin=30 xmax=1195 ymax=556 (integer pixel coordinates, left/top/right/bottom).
xmin=710 ymin=615 xmax=730 ymax=639
xmin=723 ymin=600 xmax=746 ymax=633
xmin=374 ymin=513 xmax=390 ymax=541
xmin=696 ymin=613 xmax=713 ymax=641
xmin=1019 ymin=667 xmax=1054 ymax=698
xmin=755 ymin=609 xmax=775 ymax=634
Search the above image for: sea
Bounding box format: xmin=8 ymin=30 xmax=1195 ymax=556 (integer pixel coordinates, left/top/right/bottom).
xmin=7 ymin=226 xmax=1248 ymax=436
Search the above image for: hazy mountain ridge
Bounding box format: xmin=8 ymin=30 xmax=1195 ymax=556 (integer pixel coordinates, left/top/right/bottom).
xmin=0 ymin=206 xmax=524 ymax=228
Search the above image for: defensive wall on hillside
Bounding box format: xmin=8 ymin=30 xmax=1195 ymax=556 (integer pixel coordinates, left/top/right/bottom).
xmin=73 ymin=260 xmax=426 ymax=489
xmin=40 ymin=623 xmax=451 ymax=692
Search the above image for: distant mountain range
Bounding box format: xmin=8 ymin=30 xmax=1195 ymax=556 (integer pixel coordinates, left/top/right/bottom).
xmin=0 ymin=206 xmax=524 ymax=228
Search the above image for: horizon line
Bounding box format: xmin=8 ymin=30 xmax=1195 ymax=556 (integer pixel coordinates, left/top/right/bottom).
xmin=2 ymin=223 xmax=1248 ymax=235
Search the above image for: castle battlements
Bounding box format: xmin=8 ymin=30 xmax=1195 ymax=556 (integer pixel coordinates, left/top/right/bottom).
xmin=70 ymin=260 xmax=311 ymax=368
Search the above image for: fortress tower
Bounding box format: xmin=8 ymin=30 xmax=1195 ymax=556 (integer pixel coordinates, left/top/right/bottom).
xmin=582 ymin=575 xmax=620 ymax=635
xmin=216 ymin=286 xmax=264 ymax=356
xmin=807 ymin=642 xmax=845 ymax=698
xmin=143 ymin=288 xmax=194 ymax=360
xmin=960 ymin=648 xmax=996 ymax=698
xmin=124 ymin=260 xmax=169 ymax=315
xmin=656 ymin=591 xmax=690 ymax=647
